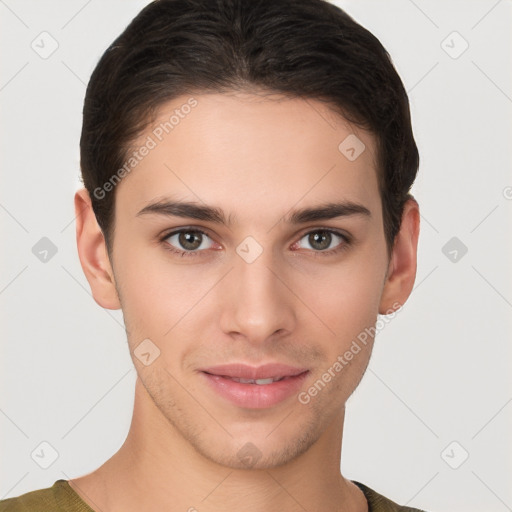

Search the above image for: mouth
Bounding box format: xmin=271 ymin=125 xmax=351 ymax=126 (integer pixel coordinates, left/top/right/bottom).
xmin=199 ymin=369 xmax=310 ymax=409
xmin=198 ymin=362 xmax=308 ymax=380
xmin=202 ymin=372 xmax=303 ymax=385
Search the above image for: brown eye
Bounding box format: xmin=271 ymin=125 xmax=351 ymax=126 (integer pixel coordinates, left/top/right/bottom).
xmin=163 ymin=229 xmax=214 ymax=255
xmin=295 ymin=229 xmax=350 ymax=255
xmin=177 ymin=231 xmax=203 ymax=250
xmin=307 ymin=230 xmax=332 ymax=250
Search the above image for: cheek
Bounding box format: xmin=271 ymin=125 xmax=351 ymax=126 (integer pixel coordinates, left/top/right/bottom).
xmin=112 ymin=241 xmax=180 ymax=337
xmin=299 ymin=262 xmax=382 ymax=404
xmin=113 ymin=244 xmax=223 ymax=363
xmin=297 ymin=255 xmax=385 ymax=341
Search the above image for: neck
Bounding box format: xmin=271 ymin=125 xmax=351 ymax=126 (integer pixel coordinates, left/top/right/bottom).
xmin=69 ymin=378 xmax=367 ymax=512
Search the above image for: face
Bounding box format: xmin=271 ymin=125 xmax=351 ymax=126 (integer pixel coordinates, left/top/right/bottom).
xmin=83 ymin=91 xmax=409 ymax=470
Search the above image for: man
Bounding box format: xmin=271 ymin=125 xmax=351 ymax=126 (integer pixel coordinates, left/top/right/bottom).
xmin=0 ymin=0 xmax=425 ymax=510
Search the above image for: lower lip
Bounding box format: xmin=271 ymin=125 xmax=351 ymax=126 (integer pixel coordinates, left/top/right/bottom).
xmin=200 ymin=371 xmax=309 ymax=409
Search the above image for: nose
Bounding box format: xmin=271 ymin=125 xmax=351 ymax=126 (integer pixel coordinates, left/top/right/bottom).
xmin=218 ymin=245 xmax=296 ymax=345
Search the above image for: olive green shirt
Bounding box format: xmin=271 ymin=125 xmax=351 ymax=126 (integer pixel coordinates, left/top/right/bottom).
xmin=0 ymin=479 xmax=427 ymax=511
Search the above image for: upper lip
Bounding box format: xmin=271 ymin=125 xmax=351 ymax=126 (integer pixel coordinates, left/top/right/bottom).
xmin=199 ymin=363 xmax=308 ymax=380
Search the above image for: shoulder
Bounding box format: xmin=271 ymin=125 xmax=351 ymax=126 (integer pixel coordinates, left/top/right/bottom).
xmin=352 ymin=480 xmax=428 ymax=512
xmin=0 ymin=481 xmax=57 ymax=511
xmin=0 ymin=479 xmax=91 ymax=512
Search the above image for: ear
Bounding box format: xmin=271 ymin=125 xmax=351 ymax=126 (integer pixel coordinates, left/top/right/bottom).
xmin=74 ymin=188 xmax=121 ymax=310
xmin=378 ymin=197 xmax=420 ymax=314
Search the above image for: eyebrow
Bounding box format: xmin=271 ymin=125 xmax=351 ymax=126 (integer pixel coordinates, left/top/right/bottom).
xmin=136 ymin=198 xmax=371 ymax=225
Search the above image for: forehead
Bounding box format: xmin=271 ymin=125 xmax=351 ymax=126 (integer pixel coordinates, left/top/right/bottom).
xmin=115 ymin=91 xmax=380 ymax=225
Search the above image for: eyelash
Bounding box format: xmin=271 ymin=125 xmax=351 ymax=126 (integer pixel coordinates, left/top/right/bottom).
xmin=159 ymin=227 xmax=352 ymax=258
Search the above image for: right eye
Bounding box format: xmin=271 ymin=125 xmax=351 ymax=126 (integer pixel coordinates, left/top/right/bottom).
xmin=160 ymin=228 xmax=216 ymax=257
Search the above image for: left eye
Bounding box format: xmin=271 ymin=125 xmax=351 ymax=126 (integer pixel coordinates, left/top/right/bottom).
xmin=295 ymin=229 xmax=348 ymax=252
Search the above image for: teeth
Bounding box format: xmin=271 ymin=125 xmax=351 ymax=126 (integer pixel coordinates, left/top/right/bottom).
xmin=229 ymin=377 xmax=282 ymax=385
xmin=255 ymin=378 xmax=275 ymax=385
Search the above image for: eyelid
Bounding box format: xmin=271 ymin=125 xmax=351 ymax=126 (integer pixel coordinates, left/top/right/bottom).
xmin=295 ymin=225 xmax=351 ymax=243
xmin=159 ymin=226 xmax=214 ymax=243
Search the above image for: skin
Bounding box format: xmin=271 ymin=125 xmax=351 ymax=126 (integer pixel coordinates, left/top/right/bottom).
xmin=70 ymin=91 xmax=419 ymax=512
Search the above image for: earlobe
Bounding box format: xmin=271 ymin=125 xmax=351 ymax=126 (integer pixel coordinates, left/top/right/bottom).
xmin=74 ymin=188 xmax=121 ymax=310
xmin=378 ymin=198 xmax=420 ymax=315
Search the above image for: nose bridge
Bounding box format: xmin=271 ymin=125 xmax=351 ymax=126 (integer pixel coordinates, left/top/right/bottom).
xmin=219 ymin=238 xmax=294 ymax=340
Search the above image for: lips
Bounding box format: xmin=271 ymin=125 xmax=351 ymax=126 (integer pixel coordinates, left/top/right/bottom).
xmin=198 ymin=362 xmax=308 ymax=381
xmin=200 ymin=368 xmax=310 ymax=409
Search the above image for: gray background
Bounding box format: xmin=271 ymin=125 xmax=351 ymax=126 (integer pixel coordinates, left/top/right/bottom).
xmin=1 ymin=1 xmax=511 ymax=511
